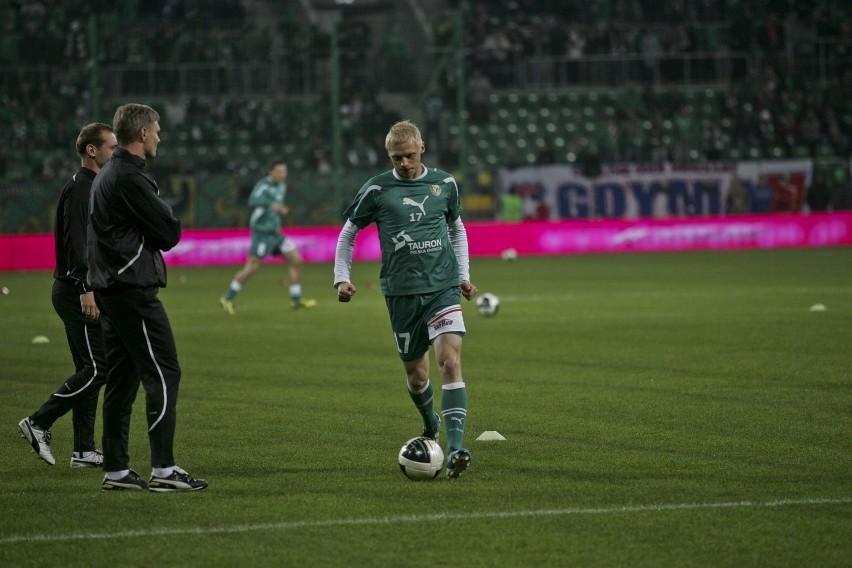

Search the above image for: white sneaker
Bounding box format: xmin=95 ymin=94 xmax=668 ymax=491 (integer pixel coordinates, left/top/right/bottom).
xmin=18 ymin=417 xmax=56 ymax=465
xmin=71 ymin=450 xmax=103 ymax=468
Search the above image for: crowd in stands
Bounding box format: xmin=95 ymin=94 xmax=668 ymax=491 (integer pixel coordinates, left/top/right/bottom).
xmin=445 ymin=0 xmax=851 ymax=158
xmin=448 ymin=0 xmax=851 ymax=86
xmin=0 ymin=0 xmax=849 ymax=211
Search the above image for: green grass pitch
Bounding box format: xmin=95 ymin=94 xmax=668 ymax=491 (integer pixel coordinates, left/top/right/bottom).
xmin=1 ymin=248 xmax=850 ymax=566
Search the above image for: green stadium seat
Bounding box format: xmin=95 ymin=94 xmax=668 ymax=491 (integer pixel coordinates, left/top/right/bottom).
xmin=524 ymin=92 xmax=540 ymax=107
xmin=259 ymin=144 xmax=275 ymax=159
xmin=792 ymin=144 xmax=810 ymax=158
xmin=815 ymin=144 xmax=836 ymax=157
xmin=769 ymin=146 xmax=785 ymax=159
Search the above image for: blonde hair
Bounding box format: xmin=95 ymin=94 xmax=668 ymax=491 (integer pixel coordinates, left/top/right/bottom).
xmin=385 ymin=120 xmax=423 ymax=150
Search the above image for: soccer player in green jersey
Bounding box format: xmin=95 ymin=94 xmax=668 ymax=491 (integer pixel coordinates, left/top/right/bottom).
xmin=334 ymin=121 xmax=479 ymax=479
xmin=221 ymin=159 xmax=316 ymax=313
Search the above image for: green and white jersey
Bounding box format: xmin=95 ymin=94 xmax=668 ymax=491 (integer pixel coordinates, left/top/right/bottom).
xmin=344 ymin=166 xmax=463 ymax=296
xmin=248 ymin=177 xmax=286 ymax=234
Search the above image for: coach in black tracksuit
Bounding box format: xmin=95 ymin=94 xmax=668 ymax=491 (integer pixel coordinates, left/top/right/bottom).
xmin=18 ymin=123 xmax=116 ymax=468
xmin=88 ymin=103 xmax=206 ymax=491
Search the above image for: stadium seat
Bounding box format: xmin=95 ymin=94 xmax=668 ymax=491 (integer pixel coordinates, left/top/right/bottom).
xmin=558 ymin=107 xmax=574 ymax=122
xmin=815 ymin=144 xmax=835 ymax=157
xmin=792 ymin=144 xmax=810 ymax=158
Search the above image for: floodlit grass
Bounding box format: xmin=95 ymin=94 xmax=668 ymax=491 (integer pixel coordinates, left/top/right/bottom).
xmin=1 ymin=248 xmax=851 ymax=567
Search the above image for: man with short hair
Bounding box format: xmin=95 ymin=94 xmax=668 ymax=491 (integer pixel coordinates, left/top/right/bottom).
xmin=220 ymin=159 xmax=316 ymax=314
xmin=334 ymin=120 xmax=478 ymax=479
xmin=88 ymin=103 xmax=207 ymax=492
xmin=19 ymin=123 xmax=116 ymax=468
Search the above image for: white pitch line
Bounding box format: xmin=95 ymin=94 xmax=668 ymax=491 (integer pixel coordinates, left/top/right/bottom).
xmin=1 ymin=497 xmax=849 ymax=546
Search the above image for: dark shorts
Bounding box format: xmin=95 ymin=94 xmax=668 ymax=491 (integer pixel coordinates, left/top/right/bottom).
xmin=249 ymin=231 xmax=296 ymax=258
xmin=385 ymin=286 xmax=466 ymax=361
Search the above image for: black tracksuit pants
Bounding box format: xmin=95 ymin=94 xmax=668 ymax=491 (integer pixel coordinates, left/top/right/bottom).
xmin=96 ymin=286 xmax=181 ymax=472
xmin=30 ymin=280 xmax=107 ymax=453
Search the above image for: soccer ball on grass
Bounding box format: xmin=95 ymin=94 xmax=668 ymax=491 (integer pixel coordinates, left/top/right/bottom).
xmin=398 ymin=436 xmax=444 ymax=481
xmin=475 ymin=293 xmax=500 ymax=317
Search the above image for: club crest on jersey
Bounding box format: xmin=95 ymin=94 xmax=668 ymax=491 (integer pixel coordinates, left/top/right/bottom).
xmin=430 ymin=185 xmax=442 ymax=196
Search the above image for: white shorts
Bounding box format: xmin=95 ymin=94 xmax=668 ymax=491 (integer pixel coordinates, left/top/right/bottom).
xmin=426 ymin=304 xmax=466 ymax=341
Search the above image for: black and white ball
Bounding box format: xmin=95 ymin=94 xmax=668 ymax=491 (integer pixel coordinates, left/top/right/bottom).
xmin=475 ymin=293 xmax=500 ymax=317
xmin=398 ymin=437 xmax=444 ymax=481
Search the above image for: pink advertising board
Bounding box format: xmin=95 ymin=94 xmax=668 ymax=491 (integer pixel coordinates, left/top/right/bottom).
xmin=1 ymin=213 xmax=850 ymax=271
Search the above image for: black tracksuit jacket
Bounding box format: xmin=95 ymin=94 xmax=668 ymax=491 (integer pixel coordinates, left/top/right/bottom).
xmin=55 ymin=167 xmax=96 ymax=294
xmin=87 ymin=148 xmax=181 ymax=290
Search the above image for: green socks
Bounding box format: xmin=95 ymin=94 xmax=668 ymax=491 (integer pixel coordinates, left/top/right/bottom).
xmin=225 ymin=280 xmax=241 ymax=301
xmin=408 ymin=380 xmax=438 ymax=433
xmin=441 ymin=382 xmax=467 ymax=451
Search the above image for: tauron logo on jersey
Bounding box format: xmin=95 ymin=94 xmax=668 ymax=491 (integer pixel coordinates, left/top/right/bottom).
xmin=391 ymin=229 xmax=443 ymax=255
xmin=392 ymin=230 xmax=414 ymax=251
xmin=430 ymin=185 xmax=442 ymax=196
xmin=403 ymin=195 xmax=429 ymax=216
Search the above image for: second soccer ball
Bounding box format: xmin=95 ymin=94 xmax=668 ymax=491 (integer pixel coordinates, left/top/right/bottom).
xmin=475 ymin=293 xmax=500 ymax=317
